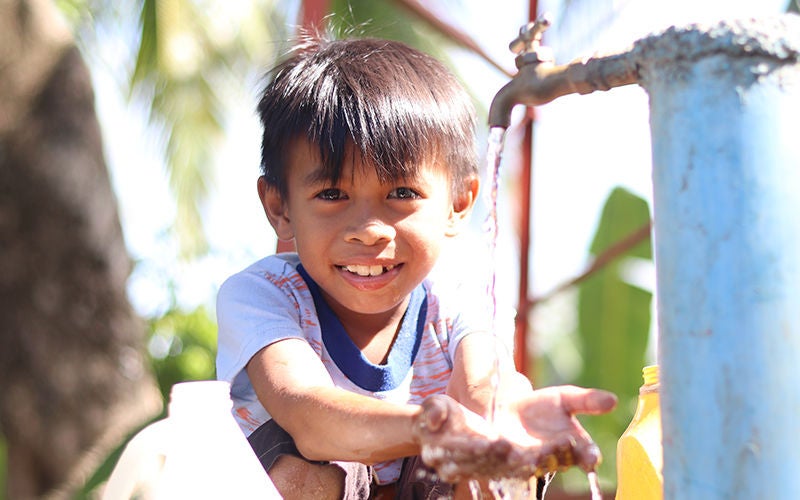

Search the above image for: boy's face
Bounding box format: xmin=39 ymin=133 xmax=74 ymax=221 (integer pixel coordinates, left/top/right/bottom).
xmin=260 ymin=139 xmax=476 ymax=324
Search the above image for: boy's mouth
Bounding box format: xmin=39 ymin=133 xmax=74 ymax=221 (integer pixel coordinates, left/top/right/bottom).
xmin=341 ymin=264 xmax=396 ymax=277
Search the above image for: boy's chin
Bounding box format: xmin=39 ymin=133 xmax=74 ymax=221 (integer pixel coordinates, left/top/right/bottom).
xmin=325 ymin=289 xmax=411 ymax=317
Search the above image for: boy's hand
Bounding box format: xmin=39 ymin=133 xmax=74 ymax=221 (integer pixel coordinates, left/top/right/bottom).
xmin=412 ymin=386 xmax=617 ymax=482
xmin=412 ymin=394 xmax=515 ymax=483
xmin=507 ymin=385 xmax=618 ymax=475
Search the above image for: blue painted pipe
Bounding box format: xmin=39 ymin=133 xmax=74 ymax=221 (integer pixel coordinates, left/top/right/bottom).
xmin=633 ymin=16 xmax=800 ymax=498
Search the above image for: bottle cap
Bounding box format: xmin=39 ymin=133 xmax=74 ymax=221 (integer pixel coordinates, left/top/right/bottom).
xmin=642 ymin=364 xmax=659 ymax=386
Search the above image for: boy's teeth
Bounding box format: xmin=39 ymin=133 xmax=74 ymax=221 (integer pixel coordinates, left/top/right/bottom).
xmin=344 ymin=264 xmax=394 ymax=276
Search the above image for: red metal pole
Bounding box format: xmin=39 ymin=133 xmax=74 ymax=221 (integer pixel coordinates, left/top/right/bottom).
xmin=513 ymin=0 xmax=538 ymax=375
xmin=299 ymin=0 xmax=330 ymax=30
xmin=514 ymin=108 xmax=534 ymax=374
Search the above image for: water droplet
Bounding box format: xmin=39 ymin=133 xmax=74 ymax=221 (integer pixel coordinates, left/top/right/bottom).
xmin=588 ymin=471 xmax=603 ymax=500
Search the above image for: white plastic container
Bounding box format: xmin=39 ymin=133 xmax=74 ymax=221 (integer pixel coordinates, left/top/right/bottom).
xmin=102 ymin=380 xmax=281 ymax=499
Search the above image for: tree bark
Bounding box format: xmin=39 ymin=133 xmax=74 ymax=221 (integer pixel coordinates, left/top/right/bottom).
xmin=0 ymin=0 xmax=161 ymax=497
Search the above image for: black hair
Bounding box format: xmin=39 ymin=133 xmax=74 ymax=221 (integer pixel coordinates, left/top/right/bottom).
xmin=257 ymin=36 xmax=479 ymax=198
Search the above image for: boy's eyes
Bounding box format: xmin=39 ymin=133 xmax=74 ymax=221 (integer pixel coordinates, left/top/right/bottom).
xmin=313 ymin=186 xmax=421 ymax=200
xmin=315 ymin=188 xmax=345 ymax=201
xmin=388 ymin=187 xmax=421 ymax=199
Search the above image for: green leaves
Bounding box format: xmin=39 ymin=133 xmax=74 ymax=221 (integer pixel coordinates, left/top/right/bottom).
xmin=539 ymin=186 xmax=653 ymax=491
xmin=146 ymin=305 xmax=218 ymax=399
xmin=573 ymin=186 xmax=653 ymax=488
xmin=129 ymin=0 xmax=288 ymax=258
xmin=578 ymin=187 xmax=652 ymax=398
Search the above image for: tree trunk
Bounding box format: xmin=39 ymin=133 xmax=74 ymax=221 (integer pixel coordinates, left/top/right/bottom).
xmin=0 ymin=0 xmax=161 ymax=497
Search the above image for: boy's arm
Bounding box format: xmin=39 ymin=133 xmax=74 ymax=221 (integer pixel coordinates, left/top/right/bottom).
xmin=247 ymin=337 xmax=422 ymax=464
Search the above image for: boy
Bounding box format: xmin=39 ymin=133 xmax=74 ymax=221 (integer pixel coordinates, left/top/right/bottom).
xmin=216 ymin=36 xmax=616 ymax=499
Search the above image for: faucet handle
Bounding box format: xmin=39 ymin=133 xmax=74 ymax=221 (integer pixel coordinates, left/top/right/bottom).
xmin=509 ymin=14 xmax=552 ymax=55
xmin=508 ymin=14 xmax=554 ymax=66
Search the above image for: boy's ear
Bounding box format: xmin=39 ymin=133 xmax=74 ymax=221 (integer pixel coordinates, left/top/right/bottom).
xmin=257 ymin=176 xmax=294 ymax=241
xmin=446 ymin=175 xmax=480 ymax=237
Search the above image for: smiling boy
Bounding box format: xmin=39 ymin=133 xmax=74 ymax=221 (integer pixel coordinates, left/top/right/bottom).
xmin=216 ymin=36 xmax=616 ymax=499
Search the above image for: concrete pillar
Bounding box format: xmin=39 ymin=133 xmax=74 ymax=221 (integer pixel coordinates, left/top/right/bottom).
xmin=633 ymin=15 xmax=800 ymax=498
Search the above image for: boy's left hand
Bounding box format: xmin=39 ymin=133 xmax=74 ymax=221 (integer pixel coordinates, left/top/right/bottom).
xmin=504 ymin=385 xmax=618 ymax=475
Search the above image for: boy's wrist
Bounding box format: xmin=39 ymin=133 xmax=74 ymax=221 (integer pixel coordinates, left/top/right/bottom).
xmin=410 ymin=400 xmax=437 ymax=449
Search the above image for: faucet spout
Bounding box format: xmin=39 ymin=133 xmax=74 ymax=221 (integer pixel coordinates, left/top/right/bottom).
xmin=488 ymin=19 xmax=641 ymax=129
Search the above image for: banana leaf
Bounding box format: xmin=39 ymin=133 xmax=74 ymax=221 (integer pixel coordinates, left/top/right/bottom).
xmin=562 ymin=186 xmax=653 ymax=491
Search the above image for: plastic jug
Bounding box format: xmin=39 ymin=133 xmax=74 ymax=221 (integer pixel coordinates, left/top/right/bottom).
xmin=102 ymin=380 xmax=281 ymax=499
xmin=615 ymin=365 xmax=662 ymax=500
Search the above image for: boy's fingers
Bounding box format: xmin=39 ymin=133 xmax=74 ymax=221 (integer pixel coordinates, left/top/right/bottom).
xmin=531 ymin=433 xmax=603 ymax=475
xmin=575 ymin=441 xmax=603 ymax=472
xmin=559 ymin=386 xmax=618 ymax=415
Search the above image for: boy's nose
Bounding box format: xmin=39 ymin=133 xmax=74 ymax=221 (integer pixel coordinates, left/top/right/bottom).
xmin=344 ymin=216 xmax=396 ymax=246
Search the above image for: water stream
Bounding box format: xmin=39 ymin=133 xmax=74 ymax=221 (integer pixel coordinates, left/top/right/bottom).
xmin=588 ymin=472 xmax=603 ymax=499
xmin=480 ymin=127 xmax=603 ymax=500
xmin=484 ymin=126 xmax=507 ymax=427
xmin=481 ymin=127 xmax=531 ymax=500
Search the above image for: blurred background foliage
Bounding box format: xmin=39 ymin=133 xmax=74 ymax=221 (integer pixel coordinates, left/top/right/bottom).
xmin=146 ymin=305 xmax=218 ymax=400
xmin=544 ymin=187 xmax=653 ymax=492
xmin=0 ymin=440 xmax=5 ymax=500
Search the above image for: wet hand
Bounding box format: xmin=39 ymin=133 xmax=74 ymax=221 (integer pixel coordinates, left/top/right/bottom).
xmin=412 ymin=394 xmax=516 ymax=483
xmin=505 ymin=385 xmax=618 ymax=476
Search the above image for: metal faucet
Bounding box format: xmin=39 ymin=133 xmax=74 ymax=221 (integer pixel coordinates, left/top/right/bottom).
xmin=488 ymin=15 xmax=641 ymax=129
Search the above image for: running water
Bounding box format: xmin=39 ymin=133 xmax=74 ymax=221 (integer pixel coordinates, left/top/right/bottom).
xmin=482 ymin=127 xmax=532 ymax=500
xmin=483 ymin=126 xmax=507 ymax=427
xmin=588 ymin=471 xmax=603 ymax=500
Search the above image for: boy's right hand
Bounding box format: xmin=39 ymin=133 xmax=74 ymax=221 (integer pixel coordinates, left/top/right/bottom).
xmin=412 ymin=386 xmax=616 ymax=483
xmin=412 ymin=394 xmax=515 ymax=483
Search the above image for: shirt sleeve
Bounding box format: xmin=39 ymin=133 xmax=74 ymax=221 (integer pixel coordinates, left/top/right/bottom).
xmin=215 ymin=259 xmax=306 ymax=385
xmin=446 ymin=283 xmax=495 ymax=360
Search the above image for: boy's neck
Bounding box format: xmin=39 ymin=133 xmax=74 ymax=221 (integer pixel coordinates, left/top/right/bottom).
xmin=294 ymin=264 xmax=420 ymax=368
xmin=327 ymin=296 xmax=410 ymax=366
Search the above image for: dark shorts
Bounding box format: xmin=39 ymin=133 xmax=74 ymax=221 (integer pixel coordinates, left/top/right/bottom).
xmin=247 ymin=419 xmax=453 ymax=499
xmin=247 ymin=419 xmax=551 ymax=499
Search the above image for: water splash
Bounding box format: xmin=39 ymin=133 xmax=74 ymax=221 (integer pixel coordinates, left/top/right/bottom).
xmin=466 ymin=477 xmax=530 ymax=499
xmin=489 ymin=477 xmax=530 ymax=499
xmin=468 ymin=479 xmax=483 ymax=499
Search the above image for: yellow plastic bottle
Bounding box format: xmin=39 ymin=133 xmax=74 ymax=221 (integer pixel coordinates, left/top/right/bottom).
xmin=615 ymin=365 xmax=663 ymax=500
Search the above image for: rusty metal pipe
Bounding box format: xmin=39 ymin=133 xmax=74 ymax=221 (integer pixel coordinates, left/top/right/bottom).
xmin=488 ymin=48 xmax=640 ymax=129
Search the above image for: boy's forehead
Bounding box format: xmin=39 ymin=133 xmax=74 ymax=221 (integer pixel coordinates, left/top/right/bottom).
xmin=288 ymin=137 xmax=449 ymax=184
xmin=303 ymin=160 xmax=447 ymax=186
